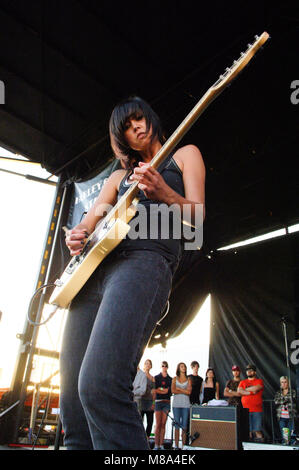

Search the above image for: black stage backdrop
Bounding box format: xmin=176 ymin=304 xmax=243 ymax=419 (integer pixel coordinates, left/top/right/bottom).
xmin=208 ymin=232 xmax=298 ymax=440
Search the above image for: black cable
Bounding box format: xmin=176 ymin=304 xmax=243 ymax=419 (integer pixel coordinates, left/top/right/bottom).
xmin=27 ymin=284 xmax=60 ymax=327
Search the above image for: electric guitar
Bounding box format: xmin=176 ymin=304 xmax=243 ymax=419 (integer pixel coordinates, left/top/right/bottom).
xmin=49 ymin=32 xmax=270 ymax=308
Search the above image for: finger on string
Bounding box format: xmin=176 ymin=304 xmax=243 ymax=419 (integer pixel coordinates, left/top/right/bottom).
xmin=70 ymin=249 xmax=83 ymax=256
xmin=134 ymin=168 xmax=156 ymax=182
xmin=71 ymin=232 xmax=87 ymax=240
xmin=138 ymin=161 xmax=149 ymax=167
xmin=138 ymin=162 xmax=157 ymax=176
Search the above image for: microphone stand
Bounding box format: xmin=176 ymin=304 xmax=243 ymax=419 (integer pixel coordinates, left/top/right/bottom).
xmin=163 ymin=410 xmax=199 ymax=448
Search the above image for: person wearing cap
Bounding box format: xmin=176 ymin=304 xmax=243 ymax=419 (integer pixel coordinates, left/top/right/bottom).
xmin=224 ymin=365 xmax=242 ymax=407
xmin=238 ymin=364 xmax=264 ymax=441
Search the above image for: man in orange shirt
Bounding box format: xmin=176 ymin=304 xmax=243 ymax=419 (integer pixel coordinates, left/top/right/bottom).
xmin=238 ymin=364 xmax=264 ymax=441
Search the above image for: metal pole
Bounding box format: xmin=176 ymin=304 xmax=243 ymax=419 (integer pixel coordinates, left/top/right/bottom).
xmin=9 ymin=177 xmax=68 ymax=443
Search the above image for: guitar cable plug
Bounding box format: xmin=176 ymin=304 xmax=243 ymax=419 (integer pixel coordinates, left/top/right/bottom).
xmin=27 ymin=283 xmax=61 ymax=327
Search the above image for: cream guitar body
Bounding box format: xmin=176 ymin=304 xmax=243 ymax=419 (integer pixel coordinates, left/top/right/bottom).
xmin=49 ymin=32 xmax=269 ymax=309
xmin=50 ymin=197 xmax=139 ymax=308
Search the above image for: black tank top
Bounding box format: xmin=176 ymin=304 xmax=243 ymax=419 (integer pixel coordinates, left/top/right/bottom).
xmin=115 ymin=152 xmax=185 ymax=265
xmin=202 ymin=385 xmax=216 ymax=404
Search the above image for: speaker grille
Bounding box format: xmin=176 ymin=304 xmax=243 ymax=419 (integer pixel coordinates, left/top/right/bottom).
xmin=190 ymin=419 xmax=237 ymax=450
xmin=189 ymin=406 xmax=244 ymax=450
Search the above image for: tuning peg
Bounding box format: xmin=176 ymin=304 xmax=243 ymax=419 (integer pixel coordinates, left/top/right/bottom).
xmin=254 ymin=35 xmax=259 ymax=40
xmin=247 ymin=43 xmax=253 ymax=48
xmin=225 ymin=67 xmax=231 ymax=73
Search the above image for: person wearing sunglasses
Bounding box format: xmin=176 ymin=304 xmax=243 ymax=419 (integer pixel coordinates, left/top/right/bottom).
xmin=153 ymin=361 xmax=172 ymax=449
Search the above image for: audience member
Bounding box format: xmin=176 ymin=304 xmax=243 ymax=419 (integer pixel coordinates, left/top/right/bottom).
xmin=238 ymin=364 xmax=264 ymax=441
xmin=274 ymin=376 xmax=297 ymax=444
xmin=171 ymin=363 xmax=192 ymax=449
xmin=153 ymin=361 xmax=172 ymax=450
xmin=188 ymin=361 xmax=203 ymax=405
xmin=202 ymin=368 xmax=219 ymax=404
xmin=133 ymin=366 xmax=147 ymax=413
xmin=141 ymin=359 xmax=155 ymax=439
xmin=224 ymin=365 xmax=242 ymax=406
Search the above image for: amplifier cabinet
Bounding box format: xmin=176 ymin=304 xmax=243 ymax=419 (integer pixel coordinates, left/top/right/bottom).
xmin=190 ymin=405 xmax=247 ymax=450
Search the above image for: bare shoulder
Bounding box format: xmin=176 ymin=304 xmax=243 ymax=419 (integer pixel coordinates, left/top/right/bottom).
xmin=175 ymin=144 xmax=202 ymax=157
xmin=173 ymin=145 xmax=205 ymax=171
xmin=109 ymin=168 xmax=127 ymax=180
xmin=108 ymin=168 xmax=127 ymax=189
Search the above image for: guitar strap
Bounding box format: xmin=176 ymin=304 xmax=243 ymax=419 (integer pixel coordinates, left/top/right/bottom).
xmin=155 ymin=149 xmax=176 ymax=174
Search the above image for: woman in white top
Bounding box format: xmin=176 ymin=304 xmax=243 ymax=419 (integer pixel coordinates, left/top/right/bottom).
xmin=171 ymin=363 xmax=192 ymax=449
xmin=141 ymin=359 xmax=155 ymax=438
xmin=274 ymin=376 xmax=297 ymax=444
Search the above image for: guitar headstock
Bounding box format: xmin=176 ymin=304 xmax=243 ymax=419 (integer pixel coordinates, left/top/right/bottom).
xmin=212 ymin=32 xmax=270 ymax=92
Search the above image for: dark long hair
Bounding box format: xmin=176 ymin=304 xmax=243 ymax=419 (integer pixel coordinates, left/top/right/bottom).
xmin=176 ymin=362 xmax=187 ymax=378
xmin=109 ymin=96 xmax=165 ymax=169
xmin=205 ymin=368 xmax=217 ymax=387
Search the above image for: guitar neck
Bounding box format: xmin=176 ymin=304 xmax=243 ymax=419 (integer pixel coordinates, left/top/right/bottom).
xmin=103 ymin=31 xmax=270 ymax=219
xmin=151 ymin=87 xmax=219 ymax=169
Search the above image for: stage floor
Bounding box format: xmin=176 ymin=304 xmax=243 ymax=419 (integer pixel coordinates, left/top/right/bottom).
xmin=1 ymin=442 xmax=299 ymax=451
xmin=184 ymin=442 xmax=299 ymax=451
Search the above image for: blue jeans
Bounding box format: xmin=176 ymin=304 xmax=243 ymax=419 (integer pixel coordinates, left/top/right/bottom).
xmin=59 ymin=249 xmax=174 ymax=450
xmin=249 ymin=411 xmax=263 ymax=432
xmin=172 ymin=407 xmax=189 ymax=430
xmin=279 ymin=418 xmax=294 ymax=442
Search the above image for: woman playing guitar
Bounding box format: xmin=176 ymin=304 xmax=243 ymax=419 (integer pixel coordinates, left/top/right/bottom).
xmin=60 ymin=96 xmax=205 ymax=450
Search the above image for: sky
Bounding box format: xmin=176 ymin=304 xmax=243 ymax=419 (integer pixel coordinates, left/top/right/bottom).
xmin=0 ymin=147 xmax=211 ymax=390
xmin=141 ymin=295 xmax=211 ymax=380
xmin=0 ymin=147 xmax=58 ymax=388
